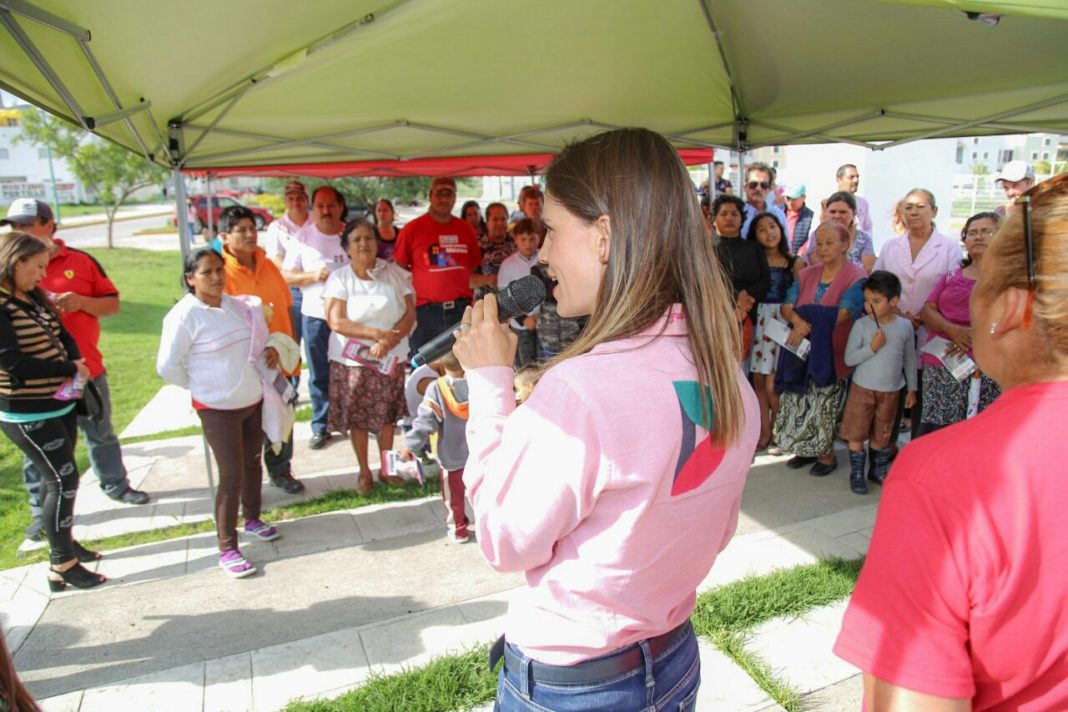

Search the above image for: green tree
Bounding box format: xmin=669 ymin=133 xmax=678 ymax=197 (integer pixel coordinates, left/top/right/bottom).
xmin=971 ymin=162 xmax=990 ymax=175
xmin=1033 ymin=159 xmax=1052 ymax=176
xmin=17 ymin=108 xmax=167 ymax=248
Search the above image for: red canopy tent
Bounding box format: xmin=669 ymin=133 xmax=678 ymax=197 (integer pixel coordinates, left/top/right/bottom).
xmin=183 ymin=149 xmax=715 ymax=180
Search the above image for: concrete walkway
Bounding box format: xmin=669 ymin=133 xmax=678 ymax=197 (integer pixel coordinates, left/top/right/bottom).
xmin=2 ymin=385 xmax=875 ymax=711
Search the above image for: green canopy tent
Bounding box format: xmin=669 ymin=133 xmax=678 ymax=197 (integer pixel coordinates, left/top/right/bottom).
xmin=2 ymin=0 xmax=1067 ymax=255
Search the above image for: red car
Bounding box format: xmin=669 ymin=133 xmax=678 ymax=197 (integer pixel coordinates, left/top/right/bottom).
xmin=173 ymin=194 xmax=274 ymax=233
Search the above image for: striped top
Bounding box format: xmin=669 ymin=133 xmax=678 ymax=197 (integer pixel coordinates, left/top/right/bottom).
xmin=0 ymin=290 xmax=80 ymax=413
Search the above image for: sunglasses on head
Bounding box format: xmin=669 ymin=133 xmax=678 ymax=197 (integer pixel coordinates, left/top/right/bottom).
xmin=747 ymin=181 xmax=770 ymax=190
xmin=1016 ymin=193 xmax=1036 ymax=328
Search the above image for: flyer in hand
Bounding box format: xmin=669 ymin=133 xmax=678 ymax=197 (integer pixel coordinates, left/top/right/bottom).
xmin=342 ymin=339 xmax=399 ymax=376
xmin=763 ymin=317 xmax=812 ymax=360
xmin=920 ymin=336 xmax=977 ymax=381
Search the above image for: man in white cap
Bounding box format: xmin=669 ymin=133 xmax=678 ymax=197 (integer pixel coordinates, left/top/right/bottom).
xmin=783 ymin=184 xmax=815 ymax=255
xmin=1 ymin=198 xmax=150 ymax=544
xmin=994 ymin=160 xmax=1035 ymax=216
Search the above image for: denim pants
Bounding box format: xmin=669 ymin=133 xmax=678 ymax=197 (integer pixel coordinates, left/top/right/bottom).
xmin=302 ymin=315 xmax=331 ymax=435
xmin=23 ymin=373 xmax=131 ymax=517
xmin=3 ymin=410 xmax=80 ymax=564
xmin=494 ymin=623 xmax=700 ymax=712
xmin=288 ymin=288 xmax=303 ymax=390
xmin=410 ymin=299 xmax=470 ymax=358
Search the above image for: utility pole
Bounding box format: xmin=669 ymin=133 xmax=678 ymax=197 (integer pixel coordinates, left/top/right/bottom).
xmin=45 ymin=144 xmax=61 ymax=224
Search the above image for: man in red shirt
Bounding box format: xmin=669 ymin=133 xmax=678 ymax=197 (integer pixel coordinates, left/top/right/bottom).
xmin=393 ymin=177 xmax=481 ymax=357
xmin=1 ymin=199 xmax=150 ymax=543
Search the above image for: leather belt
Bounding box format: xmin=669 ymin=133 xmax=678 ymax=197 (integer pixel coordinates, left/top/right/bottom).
xmin=417 ymin=298 xmax=469 ymax=312
xmin=491 ymin=620 xmax=692 ymax=686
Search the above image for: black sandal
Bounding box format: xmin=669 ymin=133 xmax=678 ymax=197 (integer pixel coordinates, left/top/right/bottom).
xmin=47 ymin=562 xmax=107 ymax=592
xmin=72 ymin=540 xmax=102 ymax=563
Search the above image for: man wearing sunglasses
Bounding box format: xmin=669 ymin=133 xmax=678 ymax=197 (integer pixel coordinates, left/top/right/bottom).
xmin=393 ymin=176 xmax=481 ymax=356
xmin=740 ymin=162 xmax=787 ymax=237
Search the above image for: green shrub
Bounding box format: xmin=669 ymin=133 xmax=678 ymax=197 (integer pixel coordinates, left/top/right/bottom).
xmin=246 ymin=193 xmax=285 ymax=217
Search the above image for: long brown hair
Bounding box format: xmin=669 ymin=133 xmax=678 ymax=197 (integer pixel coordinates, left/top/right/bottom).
xmin=543 ymin=128 xmax=744 ymax=444
xmin=0 ymin=633 xmax=41 ymax=712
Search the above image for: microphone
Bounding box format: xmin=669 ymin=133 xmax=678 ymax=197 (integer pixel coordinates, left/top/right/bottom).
xmin=410 ymin=274 xmax=547 ymax=367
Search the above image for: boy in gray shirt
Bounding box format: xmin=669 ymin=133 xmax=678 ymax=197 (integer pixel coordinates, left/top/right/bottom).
xmin=402 ymin=351 xmax=472 ymax=542
xmin=840 ymin=271 xmax=917 ymax=494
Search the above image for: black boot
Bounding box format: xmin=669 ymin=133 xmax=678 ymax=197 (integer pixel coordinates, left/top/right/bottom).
xmin=869 ymin=447 xmax=891 ymax=485
xmin=849 ymin=451 xmax=868 ymax=494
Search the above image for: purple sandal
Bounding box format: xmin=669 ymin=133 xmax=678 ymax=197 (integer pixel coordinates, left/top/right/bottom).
xmin=219 ymin=548 xmax=256 ymax=579
xmin=243 ymin=518 xmax=280 ymax=542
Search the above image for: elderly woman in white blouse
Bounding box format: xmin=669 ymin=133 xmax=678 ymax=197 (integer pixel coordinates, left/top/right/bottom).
xmin=157 ymin=248 xmax=281 ymax=580
xmin=324 ymin=218 xmax=415 ymax=494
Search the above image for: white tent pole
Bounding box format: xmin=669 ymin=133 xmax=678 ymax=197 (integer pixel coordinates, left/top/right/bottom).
xmin=171 ymin=161 xmax=217 ymax=519
xmin=173 ymin=166 xmax=191 ymax=263
xmin=206 ymin=174 xmax=213 ymax=241
xmin=737 ymin=148 xmax=745 ymax=199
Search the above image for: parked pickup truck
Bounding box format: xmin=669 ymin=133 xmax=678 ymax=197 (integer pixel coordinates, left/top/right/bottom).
xmin=173 ymin=194 xmax=274 ymax=233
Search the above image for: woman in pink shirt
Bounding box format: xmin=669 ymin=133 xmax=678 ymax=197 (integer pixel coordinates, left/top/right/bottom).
xmin=916 ymin=212 xmax=1002 ymax=437
xmin=453 ymin=128 xmax=759 ymax=711
xmin=835 ymin=174 xmax=1068 ymax=710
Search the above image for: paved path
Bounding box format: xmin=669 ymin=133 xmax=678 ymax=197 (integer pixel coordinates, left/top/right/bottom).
xmin=3 ymin=384 xmax=874 ymax=711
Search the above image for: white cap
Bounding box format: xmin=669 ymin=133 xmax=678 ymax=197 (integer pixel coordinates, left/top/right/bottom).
xmin=995 ymin=160 xmax=1034 ymax=183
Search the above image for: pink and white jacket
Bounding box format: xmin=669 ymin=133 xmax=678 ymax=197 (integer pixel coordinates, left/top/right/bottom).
xmin=463 ymin=305 xmax=759 ymax=665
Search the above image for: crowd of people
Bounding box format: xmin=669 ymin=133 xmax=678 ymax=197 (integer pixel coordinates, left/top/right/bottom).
xmin=1 ymin=139 xmax=1065 ymax=708
xmin=698 ymin=160 xmax=1029 ymax=497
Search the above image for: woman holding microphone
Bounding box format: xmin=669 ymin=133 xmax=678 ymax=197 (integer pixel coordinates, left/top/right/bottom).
xmin=453 ymin=128 xmax=758 ymax=711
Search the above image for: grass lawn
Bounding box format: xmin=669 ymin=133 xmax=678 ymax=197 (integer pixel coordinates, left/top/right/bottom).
xmin=53 ymin=202 xmax=165 ymax=220
xmin=281 ymin=558 xmax=864 ymax=712
xmin=0 ymin=248 xmax=184 ymax=570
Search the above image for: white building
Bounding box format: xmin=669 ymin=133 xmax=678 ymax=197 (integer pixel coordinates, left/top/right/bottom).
xmin=0 ymin=107 xmax=87 ymax=204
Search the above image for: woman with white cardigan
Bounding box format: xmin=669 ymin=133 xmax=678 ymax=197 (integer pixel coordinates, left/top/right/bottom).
xmin=157 ymin=248 xmax=282 ymax=579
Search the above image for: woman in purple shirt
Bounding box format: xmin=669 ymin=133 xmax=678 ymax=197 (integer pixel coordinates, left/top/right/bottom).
xmin=916 ymin=212 xmax=1002 ymax=436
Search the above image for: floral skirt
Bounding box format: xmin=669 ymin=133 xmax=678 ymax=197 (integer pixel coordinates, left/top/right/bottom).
xmin=920 ymin=364 xmax=1001 ymax=426
xmin=749 ymin=302 xmax=784 ymax=375
xmin=327 ymin=361 xmax=407 ymax=434
xmin=774 ymin=380 xmax=848 ymax=457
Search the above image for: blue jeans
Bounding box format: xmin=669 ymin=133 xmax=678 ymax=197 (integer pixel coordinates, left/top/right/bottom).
xmin=410 ymin=299 xmax=470 ymax=359
xmin=23 ymin=373 xmax=131 ymax=515
xmin=494 ymin=624 xmax=700 ymax=712
xmin=302 ymin=315 xmax=331 ymax=435
xmin=288 ymin=288 xmax=304 ymax=344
